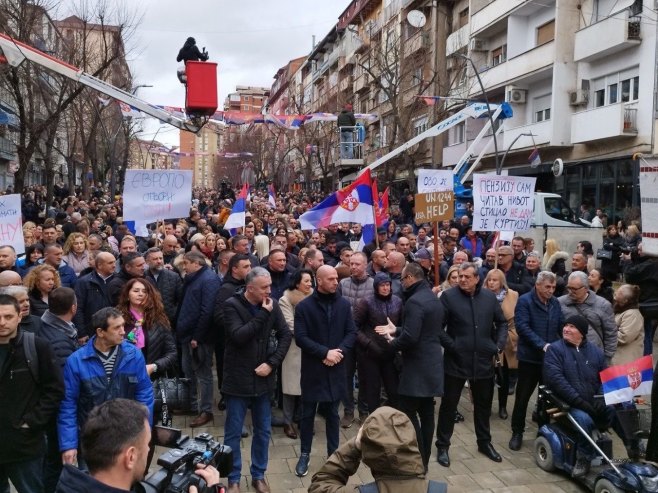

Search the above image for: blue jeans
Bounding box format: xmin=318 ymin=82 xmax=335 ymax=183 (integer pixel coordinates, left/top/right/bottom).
xmin=0 ymin=456 xmax=44 ymax=493
xmin=224 ymin=393 xmax=271 ymax=484
xmin=340 ymin=130 xmax=353 ymax=159
xmin=181 ymin=342 xmax=213 ymax=413
xmin=570 ymin=406 xmax=628 ymax=459
xmin=300 ymin=400 xmax=340 ymax=456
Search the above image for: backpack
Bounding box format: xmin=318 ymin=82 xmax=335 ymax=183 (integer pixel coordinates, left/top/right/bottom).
xmin=358 ymin=480 xmax=447 ymax=493
xmin=22 ymin=331 xmax=39 ymax=381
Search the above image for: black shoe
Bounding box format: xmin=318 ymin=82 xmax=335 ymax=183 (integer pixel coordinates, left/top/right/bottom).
xmin=509 ymin=433 xmax=523 ymax=451
xmin=454 ymin=411 xmax=465 ymax=423
xmin=295 ymin=453 xmax=310 ymax=477
xmin=499 ymin=407 xmax=508 ymax=420
xmin=478 ymin=442 xmax=502 ymax=462
xmin=436 ymin=448 xmax=450 ymax=467
xmin=572 ymin=457 xmax=590 ymax=478
xmin=217 ymin=398 xmax=226 ymax=411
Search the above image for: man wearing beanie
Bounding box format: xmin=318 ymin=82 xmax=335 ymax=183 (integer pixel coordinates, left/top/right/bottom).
xmin=543 ymin=314 xmax=631 ymax=477
xmin=308 ymin=406 xmax=447 ymax=493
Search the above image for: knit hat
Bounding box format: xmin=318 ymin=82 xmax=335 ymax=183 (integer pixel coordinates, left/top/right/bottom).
xmin=565 ymin=314 xmax=589 ymax=337
xmin=373 ymin=272 xmax=391 ymax=289
xmin=415 ymin=248 xmax=431 ymax=260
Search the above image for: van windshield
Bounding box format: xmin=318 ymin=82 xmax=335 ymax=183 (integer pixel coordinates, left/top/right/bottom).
xmin=543 ymin=197 xmax=580 ymax=225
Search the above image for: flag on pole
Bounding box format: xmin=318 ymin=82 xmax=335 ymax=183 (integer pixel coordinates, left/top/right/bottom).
xmin=224 ymin=183 xmax=249 ymax=230
xmin=378 ymin=186 xmax=389 ymax=227
xmin=267 ymin=184 xmax=276 ymax=209
xmin=299 ymin=169 xmax=375 ymax=248
xmin=600 ymin=355 xmax=653 ymax=405
xmin=529 ymin=148 xmax=541 ymax=167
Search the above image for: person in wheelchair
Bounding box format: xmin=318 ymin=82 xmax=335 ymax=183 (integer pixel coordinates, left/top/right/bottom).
xmin=544 ymin=315 xmax=635 ymax=477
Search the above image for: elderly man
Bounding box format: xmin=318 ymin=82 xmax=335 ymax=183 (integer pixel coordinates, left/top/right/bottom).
xmin=144 ymin=247 xmax=183 ymax=327
xmin=74 ymin=252 xmax=116 ymax=337
xmin=558 ymin=271 xmax=617 ymax=362
xmin=222 ymin=267 xmax=291 ymax=493
xmin=570 ymin=252 xmax=589 ymax=275
xmin=161 ymin=234 xmax=180 ymax=266
xmin=508 ymin=271 xmax=564 ymax=451
xmin=0 ymin=245 xmax=24 ymax=277
xmin=264 ymin=248 xmax=290 ymax=301
xmin=496 ymin=245 xmax=532 ymax=294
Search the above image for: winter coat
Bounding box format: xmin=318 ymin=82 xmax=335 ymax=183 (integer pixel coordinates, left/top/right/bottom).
xmin=267 ymin=267 xmax=291 ymax=301
xmin=600 ymin=233 xmax=626 ymax=282
xmin=558 ymin=291 xmax=618 ymax=360
xmin=338 ymin=275 xmax=374 ymax=312
xmin=138 ymin=322 xmax=178 ymax=377
xmin=612 ymin=308 xmax=644 ymax=366
xmin=625 ymin=258 xmax=658 ymax=303
xmin=336 ymin=109 xmax=356 ymax=128
xmin=57 ymin=263 xmax=78 ymax=289
xmin=391 ymin=281 xmax=449 ymax=397
xmin=0 ymin=330 xmax=64 ymax=464
xmin=440 ymin=285 xmax=508 ymax=380
xmin=279 ymin=288 xmax=312 ymax=396
xmin=55 ymin=464 xmax=127 ymax=493
xmin=63 ymin=251 xmax=89 ymax=277
xmin=29 ymin=292 xmax=49 ymax=317
xmin=499 ymin=289 xmax=519 ymax=369
xmin=221 ymin=293 xmax=292 ymax=397
xmin=73 ymin=271 xmax=114 ymax=337
xmin=213 ymin=273 xmax=245 ymax=337
xmin=107 ymin=269 xmax=136 ymax=306
xmin=502 ymin=264 xmax=533 ymax=294
xmin=308 ymin=407 xmax=429 ymax=493
xmin=459 ymin=235 xmax=485 ymax=259
xmin=295 ymin=291 xmax=357 ymax=402
xmin=144 ymin=268 xmax=183 ymax=327
xmin=514 ymin=288 xmax=564 ymax=364
xmin=175 ymin=265 xmax=220 ymax=344
xmin=39 ymin=310 xmax=80 ymax=367
xmin=20 ymin=314 xmax=42 ymax=335
xmin=58 ymin=339 xmax=153 ymax=452
xmin=353 ymin=293 xmax=402 ymax=360
xmin=542 ymin=251 xmax=569 ymax=276
xmin=543 ymin=338 xmax=606 ymax=410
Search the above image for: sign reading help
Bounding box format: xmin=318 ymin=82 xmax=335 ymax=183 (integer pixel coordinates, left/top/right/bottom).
xmin=123 ymin=170 xmax=193 ymax=227
xmin=0 ymin=194 xmax=25 ymax=254
xmin=472 ymin=174 xmax=536 ymax=232
xmin=415 ymin=191 xmax=454 ymax=225
xmin=417 ymin=169 xmax=453 ymax=193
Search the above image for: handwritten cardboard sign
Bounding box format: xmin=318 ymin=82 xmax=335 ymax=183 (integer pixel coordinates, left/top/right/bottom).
xmin=472 ymin=174 xmax=536 ymax=232
xmin=415 ymin=191 xmax=454 ymax=225
xmin=1 ymin=194 xmax=25 ymax=254
xmin=417 ymin=169 xmax=453 ymax=193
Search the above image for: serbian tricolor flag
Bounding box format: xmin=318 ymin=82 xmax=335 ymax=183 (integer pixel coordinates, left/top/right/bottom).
xmin=224 ymin=183 xmax=249 ymax=230
xmin=371 ymin=179 xmax=389 ymax=227
xmin=528 ymin=148 xmax=541 ymax=167
xmin=299 ymin=169 xmax=375 ymax=250
xmin=600 ymin=355 xmax=653 ymax=405
xmin=267 ymin=184 xmax=276 ymax=209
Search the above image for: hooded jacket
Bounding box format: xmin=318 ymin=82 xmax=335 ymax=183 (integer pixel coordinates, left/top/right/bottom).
xmin=309 ymin=406 xmax=432 ymax=493
xmin=55 ymin=464 xmax=127 ymax=493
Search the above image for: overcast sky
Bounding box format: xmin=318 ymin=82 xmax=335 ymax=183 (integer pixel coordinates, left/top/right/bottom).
xmin=121 ymin=1 xmax=346 ymax=147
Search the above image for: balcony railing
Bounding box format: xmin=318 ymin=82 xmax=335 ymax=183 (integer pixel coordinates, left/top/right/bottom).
xmin=624 ymin=107 xmax=638 ymax=133
xmin=404 ymin=31 xmax=429 ymax=58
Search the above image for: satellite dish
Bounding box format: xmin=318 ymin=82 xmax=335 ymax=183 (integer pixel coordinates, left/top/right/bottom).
xmin=407 ymin=10 xmax=426 ymax=28
xmin=552 ymin=158 xmax=564 ymax=177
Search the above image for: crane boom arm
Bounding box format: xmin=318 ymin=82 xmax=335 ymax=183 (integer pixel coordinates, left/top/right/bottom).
xmin=0 ymin=32 xmax=201 ymax=132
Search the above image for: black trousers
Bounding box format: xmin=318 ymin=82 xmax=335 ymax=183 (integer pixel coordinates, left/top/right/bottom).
xmin=398 ymin=394 xmax=435 ymax=469
xmin=357 ymin=349 xmax=399 ymax=413
xmin=436 ymin=374 xmax=494 ymax=448
xmin=214 ymin=337 xmax=224 ymax=393
xmin=511 ymin=360 xmax=543 ymax=434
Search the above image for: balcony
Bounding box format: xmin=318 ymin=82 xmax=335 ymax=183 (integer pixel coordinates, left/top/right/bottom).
xmin=475 ymin=40 xmax=554 ymax=93
xmin=0 ymin=136 xmax=15 ymax=161
xmin=404 ymin=31 xmax=429 ymax=58
xmin=503 ymin=119 xmax=552 ymax=151
xmin=353 ymin=73 xmax=370 ymax=93
xmin=339 ymin=76 xmax=353 ymax=93
xmin=471 ymin=0 xmax=528 ymax=35
xmin=446 ymin=25 xmax=470 ymax=57
xmin=571 ymin=102 xmax=639 ymax=144
xmin=573 ymin=9 xmax=641 ymax=62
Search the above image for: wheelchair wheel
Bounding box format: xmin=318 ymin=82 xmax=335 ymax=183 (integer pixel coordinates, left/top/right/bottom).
xmin=595 ymin=478 xmax=624 ymax=493
xmin=534 ymin=436 xmax=556 ymax=472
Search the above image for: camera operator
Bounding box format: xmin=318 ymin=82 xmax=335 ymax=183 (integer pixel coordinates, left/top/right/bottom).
xmin=56 ymin=399 xmax=220 ymax=493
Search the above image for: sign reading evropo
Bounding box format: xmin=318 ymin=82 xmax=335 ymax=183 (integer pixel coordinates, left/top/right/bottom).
xmin=123 ymin=170 xmax=193 ymax=226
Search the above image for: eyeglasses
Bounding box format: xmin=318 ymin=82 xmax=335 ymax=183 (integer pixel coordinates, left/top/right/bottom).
xmin=567 ymin=285 xmax=585 ymax=291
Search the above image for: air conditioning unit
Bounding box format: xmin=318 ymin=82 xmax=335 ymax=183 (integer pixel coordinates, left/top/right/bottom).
xmin=569 ymin=90 xmax=589 ymax=106
xmin=470 ymin=38 xmax=486 ymax=51
xmin=507 ymin=88 xmax=527 ymax=104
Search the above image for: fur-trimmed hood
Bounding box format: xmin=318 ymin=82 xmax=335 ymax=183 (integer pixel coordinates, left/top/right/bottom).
xmin=542 ymin=250 xmax=569 ymax=271
xmin=282 ymin=288 xmax=312 ymax=307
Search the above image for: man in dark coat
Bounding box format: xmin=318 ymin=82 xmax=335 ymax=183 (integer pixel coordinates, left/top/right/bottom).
xmin=221 ymin=267 xmax=291 ymax=493
xmin=435 ymin=262 xmax=508 ymax=466
xmin=176 ymin=37 xmax=209 ymax=62
xmin=73 ymin=252 xmax=115 ymax=337
xmin=509 ymin=271 xmax=564 ymax=451
xmin=107 ymin=252 xmax=145 ymax=306
xmin=337 ymin=103 xmax=356 ymax=158
xmin=175 ymin=252 xmax=220 ymax=427
xmin=0 ymin=294 xmax=64 ymax=493
xmin=294 ymin=265 xmax=357 ymax=478
xmin=144 ymin=247 xmax=183 ymax=328
xmin=378 ymin=263 xmax=451 ymax=470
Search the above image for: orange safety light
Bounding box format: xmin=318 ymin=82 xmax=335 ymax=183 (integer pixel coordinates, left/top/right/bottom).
xmin=185 ymin=61 xmax=218 ymax=117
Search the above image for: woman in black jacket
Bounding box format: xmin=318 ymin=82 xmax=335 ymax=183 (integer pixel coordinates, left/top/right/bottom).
xmin=601 ymin=224 xmax=626 ymax=282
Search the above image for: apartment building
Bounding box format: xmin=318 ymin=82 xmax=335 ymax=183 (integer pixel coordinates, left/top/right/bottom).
xmin=223 ymin=86 xmax=270 ymax=112
xmin=179 ymin=123 xmax=223 ymax=187
xmin=444 ymin=0 xmax=649 ymax=216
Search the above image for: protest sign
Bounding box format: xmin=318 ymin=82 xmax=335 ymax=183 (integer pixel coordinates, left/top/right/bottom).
xmin=640 ymin=164 xmax=658 ymax=255
xmin=415 ymin=191 xmax=454 ymax=225
xmin=123 ymin=170 xmax=193 ymax=230
xmin=472 ymin=174 xmax=536 ymax=232
xmin=417 ymin=169 xmax=453 ymax=193
xmin=0 ymin=194 xmax=24 ymax=254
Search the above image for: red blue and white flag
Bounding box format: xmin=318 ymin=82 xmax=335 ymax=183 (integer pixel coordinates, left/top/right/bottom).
xmin=299 ymin=169 xmax=375 ymax=248
xmin=600 ymin=355 xmax=653 ymax=405
xmin=528 ymin=148 xmax=541 ymax=167
xmin=224 ymin=183 xmax=249 ymax=231
xmin=267 ymin=184 xmax=276 ymax=209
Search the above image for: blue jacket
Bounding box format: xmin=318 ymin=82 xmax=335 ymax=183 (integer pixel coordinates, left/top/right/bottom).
xmin=176 ymin=265 xmax=220 ymax=344
xmin=57 ymin=338 xmax=153 ymax=452
xmin=515 ymin=288 xmax=564 ymax=364
xmin=58 ymin=264 xmax=78 ymax=288
xmin=543 ymin=338 xmax=606 ymax=409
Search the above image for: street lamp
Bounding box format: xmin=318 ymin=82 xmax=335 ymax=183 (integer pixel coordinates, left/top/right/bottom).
xmin=132 ymin=84 xmax=153 ymax=95
xmin=499 ymin=132 xmax=536 ymax=174
xmin=451 ymin=53 xmax=500 ymax=174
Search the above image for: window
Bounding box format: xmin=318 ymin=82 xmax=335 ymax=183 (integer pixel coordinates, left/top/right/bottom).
xmin=536 ymin=19 xmax=555 ymax=45
xmin=595 ymin=89 xmax=605 ymax=107
xmin=412 ymin=67 xmax=423 ymax=85
xmin=608 ymin=83 xmax=618 ymax=104
xmin=459 ymin=8 xmax=469 ymax=28
xmin=535 ymin=108 xmax=551 ymax=122
xmin=413 ymin=117 xmax=428 ymax=136
xmin=491 ymin=45 xmax=507 ymax=66
xmin=592 ymin=72 xmax=639 ymax=107
xmin=448 ymin=122 xmax=465 ymax=145
xmin=533 ymin=94 xmax=551 ymax=123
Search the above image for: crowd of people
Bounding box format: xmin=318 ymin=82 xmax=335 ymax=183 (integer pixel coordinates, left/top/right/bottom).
xmin=1 ymin=183 xmax=658 ymax=493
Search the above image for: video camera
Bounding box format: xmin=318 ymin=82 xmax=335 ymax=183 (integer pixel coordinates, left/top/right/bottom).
xmin=137 ymin=427 xmax=232 ymax=493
